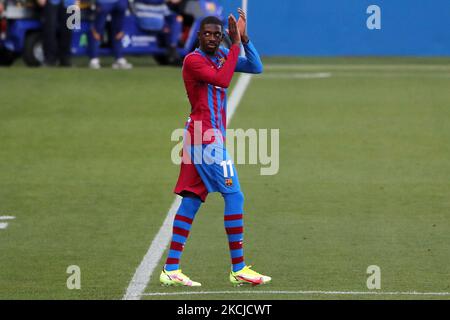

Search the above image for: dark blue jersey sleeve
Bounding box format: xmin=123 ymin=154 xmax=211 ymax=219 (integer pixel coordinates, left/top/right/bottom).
xmin=220 ymin=41 xmax=263 ymax=74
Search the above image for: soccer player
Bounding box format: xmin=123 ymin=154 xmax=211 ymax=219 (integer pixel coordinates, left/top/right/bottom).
xmin=160 ymin=9 xmax=271 ymax=287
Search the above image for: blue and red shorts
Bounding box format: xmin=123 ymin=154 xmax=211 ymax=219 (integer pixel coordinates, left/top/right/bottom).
xmin=174 ymin=143 xmax=241 ymax=201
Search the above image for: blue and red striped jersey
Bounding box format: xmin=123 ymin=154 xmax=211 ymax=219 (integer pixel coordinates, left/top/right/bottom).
xmin=181 ymin=41 xmax=263 ymax=144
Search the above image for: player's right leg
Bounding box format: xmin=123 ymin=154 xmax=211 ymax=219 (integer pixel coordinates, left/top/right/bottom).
xmin=160 ymin=193 xmax=202 ymax=287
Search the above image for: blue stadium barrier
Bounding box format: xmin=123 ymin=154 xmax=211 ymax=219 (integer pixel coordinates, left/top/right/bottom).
xmin=218 ymin=0 xmax=450 ymax=56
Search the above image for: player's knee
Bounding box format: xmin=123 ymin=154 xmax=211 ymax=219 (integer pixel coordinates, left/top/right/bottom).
xmin=223 ymin=191 xmax=245 ymax=214
xmin=233 ymin=191 xmax=245 ymax=205
xmin=179 ymin=195 xmax=202 ymax=216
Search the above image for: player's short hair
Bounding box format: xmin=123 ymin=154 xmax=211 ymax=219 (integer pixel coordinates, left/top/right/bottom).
xmin=200 ymin=16 xmax=223 ymax=31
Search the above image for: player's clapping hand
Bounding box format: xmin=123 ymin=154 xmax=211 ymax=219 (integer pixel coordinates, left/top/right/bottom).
xmin=228 ymin=14 xmax=241 ymax=46
xmin=237 ymin=8 xmax=249 ymax=43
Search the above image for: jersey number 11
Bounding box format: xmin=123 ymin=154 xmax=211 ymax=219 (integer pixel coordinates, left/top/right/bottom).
xmin=220 ymin=160 xmax=235 ymax=178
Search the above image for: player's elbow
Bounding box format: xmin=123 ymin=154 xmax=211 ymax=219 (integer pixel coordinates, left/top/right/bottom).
xmin=253 ymin=64 xmax=263 ymax=74
xmin=250 ymin=63 xmax=263 ymax=74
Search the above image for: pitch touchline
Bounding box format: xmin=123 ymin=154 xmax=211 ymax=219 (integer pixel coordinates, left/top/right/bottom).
xmin=122 ymin=74 xmax=253 ymax=300
xmin=140 ymin=290 xmax=450 ymax=297
xmin=122 ymin=196 xmax=182 ymax=300
xmin=261 ymin=72 xmax=332 ymax=79
xmin=259 ymin=72 xmax=450 ymax=80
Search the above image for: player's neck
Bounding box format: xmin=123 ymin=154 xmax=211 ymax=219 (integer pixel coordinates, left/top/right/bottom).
xmin=199 ymin=47 xmax=218 ymax=57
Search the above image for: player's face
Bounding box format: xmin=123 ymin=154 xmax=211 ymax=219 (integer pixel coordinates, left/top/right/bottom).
xmin=198 ymin=24 xmax=223 ymax=55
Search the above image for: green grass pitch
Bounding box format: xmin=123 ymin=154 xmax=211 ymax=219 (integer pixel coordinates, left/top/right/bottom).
xmin=0 ymin=57 xmax=449 ymax=299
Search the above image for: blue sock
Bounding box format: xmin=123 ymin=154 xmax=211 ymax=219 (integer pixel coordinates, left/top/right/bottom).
xmin=164 ymin=196 xmax=202 ymax=271
xmin=223 ymin=191 xmax=246 ymax=272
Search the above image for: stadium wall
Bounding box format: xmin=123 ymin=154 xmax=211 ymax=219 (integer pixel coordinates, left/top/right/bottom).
xmin=218 ymin=0 xmax=450 ymax=56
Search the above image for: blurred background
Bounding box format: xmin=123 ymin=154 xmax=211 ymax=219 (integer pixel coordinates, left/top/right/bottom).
xmin=222 ymin=0 xmax=450 ymax=56
xmin=1 ymin=0 xmax=449 ymax=67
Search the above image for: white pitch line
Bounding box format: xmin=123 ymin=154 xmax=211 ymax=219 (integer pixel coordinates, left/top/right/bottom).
xmin=259 ymin=72 xmax=450 ymax=80
xmin=141 ymin=290 xmax=450 ymax=297
xmin=0 ymin=216 xmax=15 ymax=230
xmin=227 ymin=74 xmax=253 ymax=123
xmin=123 ymin=195 xmax=182 ymax=300
xmin=265 ymin=64 xmax=450 ymax=71
xmin=261 ymin=72 xmax=332 ymax=79
xmin=0 ymin=216 xmax=16 ymax=220
xmin=123 ymin=74 xmax=253 ymax=300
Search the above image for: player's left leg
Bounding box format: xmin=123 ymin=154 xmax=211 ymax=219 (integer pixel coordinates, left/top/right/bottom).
xmin=222 ymin=190 xmax=271 ymax=286
xmin=190 ymin=142 xmax=271 ymax=286
xmin=218 ymin=157 xmax=271 ymax=286
xmin=223 ymin=191 xmax=246 ymax=272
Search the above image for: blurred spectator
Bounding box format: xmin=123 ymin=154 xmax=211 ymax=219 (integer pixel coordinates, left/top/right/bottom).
xmin=0 ymin=0 xmax=4 ymax=14
xmin=88 ymin=0 xmax=132 ymax=69
xmin=37 ymin=0 xmax=75 ymax=67
xmin=134 ymin=0 xmax=183 ymax=64
xmin=166 ymin=0 xmax=186 ymax=15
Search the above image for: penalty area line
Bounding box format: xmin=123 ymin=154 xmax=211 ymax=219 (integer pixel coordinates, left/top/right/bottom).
xmin=122 ymin=74 xmax=253 ymax=300
xmin=140 ymin=290 xmax=450 ymax=297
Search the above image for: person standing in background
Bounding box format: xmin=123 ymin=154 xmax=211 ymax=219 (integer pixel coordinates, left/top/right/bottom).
xmin=37 ymin=0 xmax=75 ymax=67
xmin=88 ymin=0 xmax=133 ymax=69
xmin=134 ymin=0 xmax=183 ymax=64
